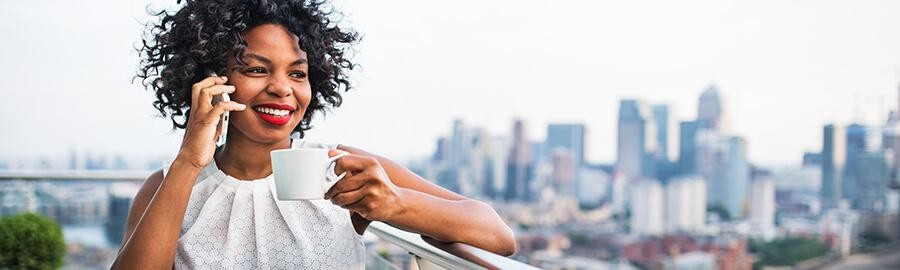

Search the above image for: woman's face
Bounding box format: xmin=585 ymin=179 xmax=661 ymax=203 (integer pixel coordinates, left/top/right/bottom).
xmin=224 ymin=23 xmax=312 ymax=145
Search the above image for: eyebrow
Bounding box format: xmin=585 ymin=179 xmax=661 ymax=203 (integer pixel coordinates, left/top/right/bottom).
xmin=242 ymin=53 xmax=307 ymax=66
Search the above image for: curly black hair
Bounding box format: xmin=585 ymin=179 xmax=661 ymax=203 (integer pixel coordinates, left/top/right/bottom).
xmin=137 ymin=0 xmax=358 ymax=137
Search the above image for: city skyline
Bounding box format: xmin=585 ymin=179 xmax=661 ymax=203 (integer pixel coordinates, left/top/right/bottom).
xmin=2 ymin=0 xmax=900 ymax=167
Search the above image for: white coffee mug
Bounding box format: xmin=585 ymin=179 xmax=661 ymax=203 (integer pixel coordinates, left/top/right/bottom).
xmin=271 ymin=148 xmax=349 ymax=200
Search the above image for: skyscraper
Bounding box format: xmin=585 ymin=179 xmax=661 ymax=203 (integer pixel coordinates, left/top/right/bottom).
xmin=723 ymin=137 xmax=750 ymax=218
xmin=652 ymin=105 xmax=671 ymax=163
xmin=678 ymin=120 xmax=699 ymax=175
xmin=485 ymin=137 xmax=509 ymax=201
xmin=699 ymin=133 xmax=749 ymax=218
xmin=856 ymin=150 xmax=892 ymax=212
xmin=466 ymin=127 xmax=490 ymax=198
xmin=449 ymin=119 xmax=471 ymax=167
xmin=821 ymin=124 xmax=846 ymax=205
xmin=506 ymin=119 xmax=534 ymax=202
xmin=547 ymin=123 xmax=586 ymax=197
xmin=432 ymin=137 xmax=449 ymax=163
xmin=698 ymin=85 xmax=723 ymax=130
xmin=617 ymin=99 xmax=657 ymax=179
xmin=653 ymin=104 xmax=681 ymax=182
xmin=844 ymin=124 xmax=881 ymax=207
xmin=546 ymin=123 xmax=586 ymax=166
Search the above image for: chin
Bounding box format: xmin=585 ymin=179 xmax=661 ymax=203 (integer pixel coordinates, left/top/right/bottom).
xmin=252 ymin=128 xmax=293 ymax=143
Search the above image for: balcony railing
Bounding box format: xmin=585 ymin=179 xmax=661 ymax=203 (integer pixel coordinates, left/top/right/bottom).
xmin=0 ymin=170 xmax=538 ymax=270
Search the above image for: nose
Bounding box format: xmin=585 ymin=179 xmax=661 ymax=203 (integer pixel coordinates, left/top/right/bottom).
xmin=264 ymin=74 xmax=293 ymax=97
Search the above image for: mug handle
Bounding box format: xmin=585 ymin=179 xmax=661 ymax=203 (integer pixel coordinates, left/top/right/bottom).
xmin=323 ymin=152 xmax=351 ymax=194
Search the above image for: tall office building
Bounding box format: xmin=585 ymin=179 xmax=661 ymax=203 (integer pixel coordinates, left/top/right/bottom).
xmin=449 ymin=119 xmax=471 ymax=167
xmin=844 ymin=124 xmax=881 ymax=207
xmin=652 ymin=105 xmax=671 ymax=163
xmin=723 ymin=137 xmax=750 ymax=218
xmin=432 ymin=137 xmax=448 ymax=163
xmin=856 ymin=151 xmax=892 ymax=212
xmin=632 ymin=180 xmax=664 ymax=236
xmin=547 ymin=124 xmax=586 ymax=166
xmin=699 ymin=134 xmax=749 ymax=218
xmin=617 ymin=99 xmax=657 ymax=179
xmin=678 ymin=121 xmax=700 ymax=175
xmin=821 ymin=124 xmax=846 ymax=205
xmin=698 ymin=85 xmax=724 ymax=130
xmin=547 ymin=124 xmax=586 ymax=197
xmin=506 ymin=120 xmax=534 ymax=202
xmin=654 ymin=104 xmax=680 ymax=182
xmin=665 ymin=176 xmax=707 ymax=233
xmin=465 ymin=127 xmax=490 ymax=198
xmin=484 ymin=137 xmax=509 ymax=201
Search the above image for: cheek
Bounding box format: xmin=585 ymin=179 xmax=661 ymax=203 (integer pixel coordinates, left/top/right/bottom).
xmin=295 ymin=85 xmax=313 ymax=110
xmin=229 ymin=82 xmax=262 ymax=104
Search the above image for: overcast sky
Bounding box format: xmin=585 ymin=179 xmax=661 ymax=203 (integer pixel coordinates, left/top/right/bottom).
xmin=2 ymin=0 xmax=900 ymax=167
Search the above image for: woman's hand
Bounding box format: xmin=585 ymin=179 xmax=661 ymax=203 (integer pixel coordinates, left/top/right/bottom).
xmin=176 ymin=76 xmax=245 ymax=169
xmin=324 ymin=150 xmax=407 ymax=221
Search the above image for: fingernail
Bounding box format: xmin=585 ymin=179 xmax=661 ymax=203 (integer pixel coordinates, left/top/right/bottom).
xmin=237 ymin=104 xmax=247 ymax=110
xmin=220 ymin=76 xmax=228 ymax=81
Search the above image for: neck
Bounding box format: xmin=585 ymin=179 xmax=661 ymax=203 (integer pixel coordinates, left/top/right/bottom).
xmin=215 ymin=130 xmax=292 ymax=180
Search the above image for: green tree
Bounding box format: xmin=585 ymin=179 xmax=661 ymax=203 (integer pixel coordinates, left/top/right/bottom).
xmin=750 ymin=237 xmax=827 ymax=266
xmin=0 ymin=213 xmax=66 ymax=269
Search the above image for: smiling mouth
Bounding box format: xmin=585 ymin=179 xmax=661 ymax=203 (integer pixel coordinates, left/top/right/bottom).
xmin=252 ymin=104 xmax=296 ymax=125
xmin=253 ymin=106 xmax=291 ymax=117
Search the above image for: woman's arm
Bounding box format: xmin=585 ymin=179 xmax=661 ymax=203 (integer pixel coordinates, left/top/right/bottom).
xmin=111 ymin=76 xmax=243 ymax=269
xmin=329 ymin=146 xmax=517 ymax=256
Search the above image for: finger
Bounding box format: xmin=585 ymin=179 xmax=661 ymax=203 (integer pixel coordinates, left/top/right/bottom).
xmin=333 ymin=155 xmax=379 ymax=176
xmin=208 ymin=101 xmax=246 ymax=121
xmin=328 ymin=149 xmax=350 ymax=174
xmin=196 ymin=85 xmax=236 ymax=112
xmin=191 ymin=76 xmax=227 ymax=112
xmin=324 ymin=170 xmax=370 ymax=199
xmin=204 ymin=101 xmax=247 ymax=126
xmin=329 ymin=182 xmax=370 ymax=206
xmin=328 ymin=149 xmax=350 ymax=158
xmin=345 ymin=196 xmax=377 ymax=217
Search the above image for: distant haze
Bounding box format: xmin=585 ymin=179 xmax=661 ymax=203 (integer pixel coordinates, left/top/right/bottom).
xmin=1 ymin=0 xmax=899 ymax=167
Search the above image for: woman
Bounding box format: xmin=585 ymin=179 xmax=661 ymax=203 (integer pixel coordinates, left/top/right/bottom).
xmin=112 ymin=0 xmax=516 ymax=269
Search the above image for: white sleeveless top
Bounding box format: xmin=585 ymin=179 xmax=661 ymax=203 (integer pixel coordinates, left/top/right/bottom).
xmin=173 ymin=139 xmax=365 ymax=269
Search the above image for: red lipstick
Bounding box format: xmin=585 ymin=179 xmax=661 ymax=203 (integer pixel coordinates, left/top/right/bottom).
xmin=253 ymin=103 xmax=295 ymax=126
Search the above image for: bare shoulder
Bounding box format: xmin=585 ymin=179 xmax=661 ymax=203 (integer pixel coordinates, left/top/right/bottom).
xmin=131 ymin=169 xmax=165 ymax=219
xmin=122 ymin=169 xmax=165 ymax=241
xmin=137 ymin=169 xmax=165 ymax=203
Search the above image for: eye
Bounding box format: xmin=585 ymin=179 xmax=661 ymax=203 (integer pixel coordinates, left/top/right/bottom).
xmin=244 ymin=67 xmax=267 ymax=74
xmin=290 ymin=71 xmax=307 ymax=79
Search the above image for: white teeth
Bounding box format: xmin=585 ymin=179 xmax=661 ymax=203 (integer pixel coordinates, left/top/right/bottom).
xmin=255 ymin=107 xmax=290 ymax=117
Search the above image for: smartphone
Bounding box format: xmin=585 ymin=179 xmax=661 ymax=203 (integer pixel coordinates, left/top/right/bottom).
xmin=204 ymin=69 xmax=230 ymax=147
